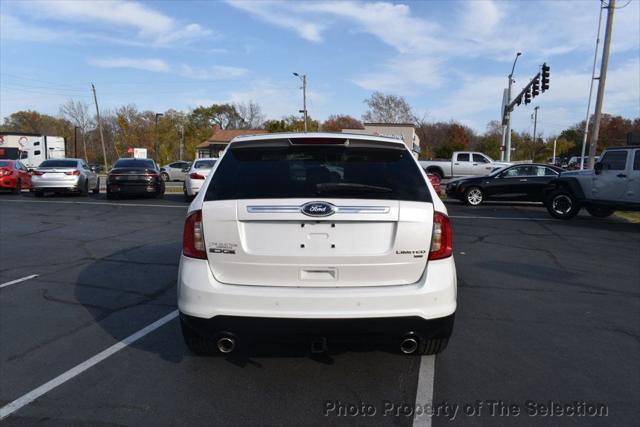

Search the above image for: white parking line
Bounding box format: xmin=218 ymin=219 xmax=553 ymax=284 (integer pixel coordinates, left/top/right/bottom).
xmin=0 ymin=310 xmax=178 ymax=420
xmin=449 ymin=215 xmax=556 ymax=221
xmin=413 ymin=356 xmax=436 ymax=427
xmin=0 ymin=274 xmax=39 ymax=289
xmin=0 ymin=199 xmax=186 ymax=209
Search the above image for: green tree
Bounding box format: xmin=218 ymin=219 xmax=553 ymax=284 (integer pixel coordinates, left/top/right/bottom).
xmin=321 ymin=115 xmax=363 ymax=132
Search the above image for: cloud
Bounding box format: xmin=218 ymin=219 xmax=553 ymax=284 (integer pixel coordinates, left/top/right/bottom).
xmin=88 ymin=57 xmax=170 ymax=72
xmin=20 ymin=0 xmax=213 ymax=46
xmin=87 ymin=57 xmax=250 ymax=81
xmin=179 ymin=65 xmax=249 ymax=80
xmin=225 ymin=0 xmax=324 ymax=42
xmin=0 ymin=14 xmax=73 ymax=42
xmin=353 ymin=57 xmax=444 ymax=93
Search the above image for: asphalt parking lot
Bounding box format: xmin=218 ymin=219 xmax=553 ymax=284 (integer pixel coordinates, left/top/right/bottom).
xmin=0 ymin=193 xmax=638 ymax=426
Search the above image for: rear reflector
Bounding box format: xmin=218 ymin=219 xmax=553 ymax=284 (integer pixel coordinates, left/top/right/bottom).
xmin=429 ymin=212 xmax=453 ymax=260
xmin=183 ymin=210 xmax=207 ymax=259
xmin=190 ymin=172 xmax=205 ymax=180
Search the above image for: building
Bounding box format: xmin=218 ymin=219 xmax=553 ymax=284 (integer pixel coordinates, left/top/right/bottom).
xmin=342 ymin=123 xmax=420 ymax=158
xmin=196 ymin=125 xmax=268 ymax=158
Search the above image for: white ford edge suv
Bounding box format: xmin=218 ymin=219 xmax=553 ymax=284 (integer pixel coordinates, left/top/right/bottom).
xmin=178 ymin=133 xmax=456 ymax=356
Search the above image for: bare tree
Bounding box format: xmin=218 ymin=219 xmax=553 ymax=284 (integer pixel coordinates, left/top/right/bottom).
xmin=60 ymin=99 xmax=93 ymax=161
xmin=235 ymin=101 xmax=265 ymax=129
xmin=362 ymin=92 xmax=415 ymax=124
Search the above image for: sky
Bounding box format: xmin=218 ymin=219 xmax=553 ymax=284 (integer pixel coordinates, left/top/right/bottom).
xmin=1 ymin=0 xmax=639 ymax=137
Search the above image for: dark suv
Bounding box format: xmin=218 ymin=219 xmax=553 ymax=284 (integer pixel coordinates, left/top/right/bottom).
xmin=544 ymin=146 xmax=640 ymax=219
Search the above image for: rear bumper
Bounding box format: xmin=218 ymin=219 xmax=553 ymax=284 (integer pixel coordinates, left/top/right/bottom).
xmin=107 ymin=183 xmax=162 ymax=194
xmin=177 ymin=255 xmax=457 ymax=322
xmin=184 ymin=179 xmax=204 ymax=196
xmin=181 ymin=312 xmax=455 ymax=342
xmin=32 ymin=178 xmax=80 ymax=190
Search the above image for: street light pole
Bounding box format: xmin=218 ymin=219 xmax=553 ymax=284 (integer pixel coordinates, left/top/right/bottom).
xmin=503 ymin=52 xmax=521 ymax=163
xmin=293 ymin=73 xmax=308 ymax=132
xmin=532 ymin=106 xmax=539 ymax=144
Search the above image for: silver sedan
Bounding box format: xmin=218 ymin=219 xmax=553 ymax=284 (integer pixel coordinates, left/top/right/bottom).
xmin=32 ymin=158 xmax=99 ymax=197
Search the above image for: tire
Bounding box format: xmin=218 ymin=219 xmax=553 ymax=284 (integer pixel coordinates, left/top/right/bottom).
xmin=92 ymin=178 xmax=100 ymax=194
xmin=34 ymin=190 xmax=44 ymax=198
xmin=419 ymin=338 xmax=449 ymax=355
xmin=106 ymin=190 xmax=118 ymax=200
xmin=155 ymin=190 xmax=164 ymax=199
xmin=161 ymin=172 xmax=170 ymax=182
xmin=79 ymin=180 xmax=89 ymax=196
xmin=464 ymin=187 xmax=484 ymax=206
xmin=180 ymin=317 xmax=218 ymax=356
xmin=586 ymin=206 xmax=614 ymax=218
xmin=12 ymin=180 xmax=21 ymax=195
xmin=545 ymin=190 xmax=580 ymax=219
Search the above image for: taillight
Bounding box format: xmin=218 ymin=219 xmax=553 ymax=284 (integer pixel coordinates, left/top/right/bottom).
xmin=183 ymin=210 xmax=207 ymax=259
xmin=33 ymin=170 xmax=45 ymax=176
xmin=64 ymin=170 xmax=81 ymax=176
xmin=145 ymin=171 xmax=159 ymax=177
xmin=190 ymin=172 xmax=205 ymax=180
xmin=429 ymin=212 xmax=453 ymax=260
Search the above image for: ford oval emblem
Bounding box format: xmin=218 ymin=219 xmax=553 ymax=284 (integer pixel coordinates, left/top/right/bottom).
xmin=301 ymin=201 xmax=336 ymax=217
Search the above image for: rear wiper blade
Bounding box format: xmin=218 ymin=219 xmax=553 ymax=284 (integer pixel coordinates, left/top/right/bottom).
xmin=316 ymin=183 xmax=392 ymax=193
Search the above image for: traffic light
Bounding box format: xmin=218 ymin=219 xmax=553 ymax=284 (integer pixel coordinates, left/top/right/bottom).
xmin=532 ymin=77 xmax=540 ymax=97
xmin=524 ymin=88 xmax=531 ymax=105
xmin=541 ymin=63 xmax=550 ymax=92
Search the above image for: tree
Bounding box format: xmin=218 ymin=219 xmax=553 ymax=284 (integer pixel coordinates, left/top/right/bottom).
xmin=235 ymin=101 xmax=265 ymax=129
xmin=60 ymin=99 xmax=93 ymax=161
xmin=415 ymin=120 xmax=475 ymax=159
xmin=362 ymin=92 xmax=414 ymax=123
xmin=264 ymin=115 xmax=320 ymax=133
xmin=321 ymin=115 xmax=363 ymax=132
xmin=190 ymin=104 xmax=244 ymax=130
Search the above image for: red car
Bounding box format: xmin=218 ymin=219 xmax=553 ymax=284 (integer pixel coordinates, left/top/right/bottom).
xmin=0 ymin=160 xmax=32 ymax=194
xmin=427 ymin=173 xmax=441 ymax=195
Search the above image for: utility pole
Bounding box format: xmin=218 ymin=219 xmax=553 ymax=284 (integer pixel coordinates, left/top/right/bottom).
xmin=532 ymin=106 xmax=539 ymax=144
xmin=91 ymin=84 xmax=108 ymax=171
xmin=579 ymin=1 xmax=605 ymax=170
xmin=552 ymin=138 xmax=557 ymax=165
xmin=293 ymin=72 xmax=308 ymax=132
xmin=502 ymin=52 xmax=521 ymax=162
xmin=588 ymin=0 xmax=615 ymax=169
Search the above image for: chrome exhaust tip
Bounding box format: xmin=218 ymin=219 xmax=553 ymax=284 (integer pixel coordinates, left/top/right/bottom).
xmin=217 ymin=337 xmax=236 ymax=354
xmin=400 ymin=337 xmax=418 ymax=354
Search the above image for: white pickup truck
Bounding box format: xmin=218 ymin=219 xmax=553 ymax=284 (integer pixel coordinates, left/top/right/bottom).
xmin=420 ymin=151 xmax=511 ymax=179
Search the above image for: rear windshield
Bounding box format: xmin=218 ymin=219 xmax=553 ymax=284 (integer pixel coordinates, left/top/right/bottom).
xmin=194 ymin=160 xmax=216 ymax=169
xmin=113 ymin=159 xmax=156 ymax=169
xmin=205 ymin=145 xmax=431 ymax=202
xmin=0 ymin=160 xmax=12 ymax=167
xmin=39 ymin=160 xmax=78 ymax=168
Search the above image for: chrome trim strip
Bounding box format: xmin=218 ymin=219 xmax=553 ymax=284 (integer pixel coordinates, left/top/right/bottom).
xmin=247 ymin=205 xmax=300 ymax=213
xmin=246 ymin=205 xmax=390 ymax=214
